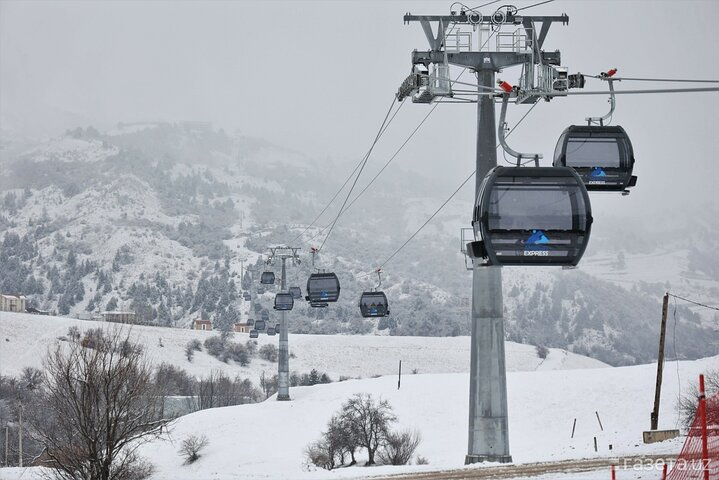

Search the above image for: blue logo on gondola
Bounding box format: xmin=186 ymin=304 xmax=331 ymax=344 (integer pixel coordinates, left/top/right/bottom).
xmin=320 ymin=291 xmax=329 ymax=300
xmin=527 ymin=230 xmax=550 ymax=245
xmin=590 ymin=167 xmax=607 ymax=178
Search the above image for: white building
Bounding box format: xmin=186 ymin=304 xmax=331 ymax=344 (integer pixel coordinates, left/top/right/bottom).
xmin=0 ymin=294 xmax=26 ymax=313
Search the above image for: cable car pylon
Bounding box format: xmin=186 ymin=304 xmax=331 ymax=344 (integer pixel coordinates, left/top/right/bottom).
xmin=401 ymin=4 xmax=575 ymax=464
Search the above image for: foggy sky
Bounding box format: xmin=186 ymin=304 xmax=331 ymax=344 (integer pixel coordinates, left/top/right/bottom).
xmin=2 ymin=0 xmax=719 ymax=221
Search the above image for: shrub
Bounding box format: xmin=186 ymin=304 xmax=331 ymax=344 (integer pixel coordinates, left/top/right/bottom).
xmin=677 ymin=369 xmax=719 ymax=428
xmin=179 ymin=434 xmax=209 ymax=464
xmin=536 ymin=344 xmax=550 ymax=360
xmin=259 ymin=344 xmax=278 ymax=362
xmin=378 ymin=429 xmax=422 ymax=465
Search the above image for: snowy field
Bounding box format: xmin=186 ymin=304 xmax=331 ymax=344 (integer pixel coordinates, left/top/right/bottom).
xmin=1 ymin=355 xmax=713 ymax=480
xmin=0 ymin=312 xmax=607 ymax=381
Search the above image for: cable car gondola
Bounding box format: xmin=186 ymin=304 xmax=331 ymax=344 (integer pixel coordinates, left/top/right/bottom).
xmin=274 ymin=323 xmax=280 ymax=332
xmin=472 ymin=166 xmax=593 ymax=267
xmin=553 ymin=125 xmax=636 ymax=192
xmin=359 ymin=291 xmax=390 ymax=318
xmin=255 ymin=319 xmax=266 ymax=331
xmin=247 ymin=318 xmax=255 ymax=326
xmin=289 ymin=286 xmax=302 ymax=300
xmin=260 ymin=271 xmax=275 ymax=285
xmin=306 ymin=272 xmax=340 ymax=303
xmin=261 ymin=311 xmax=269 ymax=321
xmin=267 ymin=327 xmax=276 ymax=336
xmin=274 ymin=293 xmax=294 ymax=311
xmin=249 ymin=329 xmax=259 ymax=339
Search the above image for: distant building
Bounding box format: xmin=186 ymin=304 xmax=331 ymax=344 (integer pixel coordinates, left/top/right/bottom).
xmin=193 ymin=319 xmax=212 ymax=331
xmin=233 ymin=322 xmax=252 ymax=333
xmin=0 ymin=294 xmax=26 ymax=313
xmin=101 ymin=311 xmax=136 ymax=324
xmin=26 ymin=306 xmax=50 ymax=315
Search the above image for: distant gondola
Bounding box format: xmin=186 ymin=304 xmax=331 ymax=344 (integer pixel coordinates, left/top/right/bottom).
xmin=249 ymin=329 xmax=259 ymax=339
xmin=260 ymin=271 xmax=275 ymax=285
xmin=553 ymin=125 xmax=636 ymax=192
xmin=255 ymin=319 xmax=266 ymax=331
xmin=306 ymin=272 xmax=340 ymax=303
xmin=471 ymin=166 xmax=592 ymax=266
xmin=247 ymin=318 xmax=255 ymax=326
xmin=359 ymin=291 xmax=390 ymax=318
xmin=274 ymin=293 xmax=294 ymax=311
xmin=261 ymin=311 xmax=269 ymax=321
xmin=267 ymin=327 xmax=276 ymax=336
xmin=289 ymin=286 xmax=302 ymax=300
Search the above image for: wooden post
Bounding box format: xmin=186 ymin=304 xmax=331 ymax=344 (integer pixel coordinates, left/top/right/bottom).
xmin=571 ymin=418 xmax=576 ymax=438
xmin=595 ymin=411 xmax=604 ymax=431
xmin=651 ymin=293 xmax=669 ymax=430
xmin=699 ymin=374 xmax=709 ymax=480
xmin=397 ymin=360 xmax=402 ymax=390
xmin=17 ymin=402 xmax=22 ymax=468
xmin=593 ymin=436 xmax=597 ymax=452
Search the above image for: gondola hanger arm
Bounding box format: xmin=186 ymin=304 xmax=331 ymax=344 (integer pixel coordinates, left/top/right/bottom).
xmin=498 ymin=93 xmax=543 ymax=166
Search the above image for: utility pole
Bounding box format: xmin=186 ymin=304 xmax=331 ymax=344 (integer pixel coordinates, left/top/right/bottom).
xmin=650 ymin=292 xmax=670 ymax=430
xmin=17 ymin=402 xmax=22 ymax=468
xmin=401 ymin=7 xmax=569 ymax=464
xmin=266 ymin=246 xmax=300 ymax=401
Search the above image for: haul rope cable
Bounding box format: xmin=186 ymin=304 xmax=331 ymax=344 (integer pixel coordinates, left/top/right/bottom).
xmin=355 ymin=94 xmax=541 ymax=278
xmin=290 ymin=97 xmax=406 ymax=244
xmin=317 ymin=95 xmax=398 ymax=251
xmin=308 ymin=27 xmax=506 ymax=244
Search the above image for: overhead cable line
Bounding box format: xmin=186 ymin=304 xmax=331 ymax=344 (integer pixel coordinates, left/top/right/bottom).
xmin=317 ymin=95 xmax=398 ymax=251
xmin=290 ymin=97 xmax=406 ymax=244
xmin=667 ymin=293 xmax=719 ymax=312
xmin=308 ymin=68 xmax=478 ymax=245
xmin=357 ymin=98 xmax=539 ymax=277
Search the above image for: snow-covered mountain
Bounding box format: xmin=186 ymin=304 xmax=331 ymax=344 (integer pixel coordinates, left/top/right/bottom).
xmin=1 ymin=123 xmax=717 ymax=366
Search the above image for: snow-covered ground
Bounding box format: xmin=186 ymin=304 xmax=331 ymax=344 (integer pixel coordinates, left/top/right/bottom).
xmin=0 ymin=312 xmax=607 ymax=381
xmin=1 ymin=353 xmax=711 ymax=480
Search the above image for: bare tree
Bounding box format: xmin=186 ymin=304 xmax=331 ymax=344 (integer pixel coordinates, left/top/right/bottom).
xmin=178 ymin=434 xmax=209 ymax=464
xmin=31 ymin=328 xmax=166 ymax=480
xmin=341 ymin=393 xmax=396 ymax=466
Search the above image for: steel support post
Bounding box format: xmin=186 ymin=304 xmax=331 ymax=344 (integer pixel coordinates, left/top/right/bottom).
xmin=466 ymin=69 xmax=512 ymax=464
xmin=277 ymin=256 xmax=290 ymax=401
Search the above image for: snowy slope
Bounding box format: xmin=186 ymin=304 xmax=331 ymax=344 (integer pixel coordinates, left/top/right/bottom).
xmin=133 ymin=357 xmax=716 ymax=478
xmin=0 ymin=312 xmax=607 ymax=381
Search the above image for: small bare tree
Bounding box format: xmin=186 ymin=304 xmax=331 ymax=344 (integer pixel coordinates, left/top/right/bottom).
xmin=178 ymin=434 xmax=209 ymax=464
xmin=32 ymin=328 xmax=167 ymax=480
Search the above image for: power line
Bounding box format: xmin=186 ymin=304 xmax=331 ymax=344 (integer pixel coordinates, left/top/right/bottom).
xmin=515 ymin=0 xmax=554 ymax=12
xmin=567 ymin=87 xmax=719 ymax=95
xmin=668 ymin=293 xmax=719 ymax=312
xmin=318 ymin=95 xmax=398 ymax=251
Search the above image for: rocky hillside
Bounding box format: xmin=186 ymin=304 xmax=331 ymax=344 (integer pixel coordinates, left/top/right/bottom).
xmin=1 ymin=123 xmax=717 ymax=365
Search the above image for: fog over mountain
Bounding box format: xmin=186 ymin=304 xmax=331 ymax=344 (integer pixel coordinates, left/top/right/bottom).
xmin=1 ymin=1 xmax=719 ymax=367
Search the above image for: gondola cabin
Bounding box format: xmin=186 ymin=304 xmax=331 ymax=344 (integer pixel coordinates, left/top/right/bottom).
xmin=267 ymin=327 xmax=276 ymax=336
xmin=474 ymin=166 xmax=592 ymax=266
xmin=289 ymin=286 xmax=302 ymax=300
xmin=274 ymin=293 xmax=294 ymax=311
xmin=260 ymin=271 xmax=275 ymax=285
xmin=249 ymin=329 xmax=259 ymax=339
xmin=255 ymin=319 xmax=266 ymax=331
xmin=359 ymin=291 xmax=390 ymax=318
xmin=261 ymin=311 xmax=269 ymax=321
xmin=553 ymin=125 xmax=636 ymax=192
xmin=306 ymin=273 xmax=340 ymax=303
xmin=274 ymin=323 xmax=280 ymax=332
